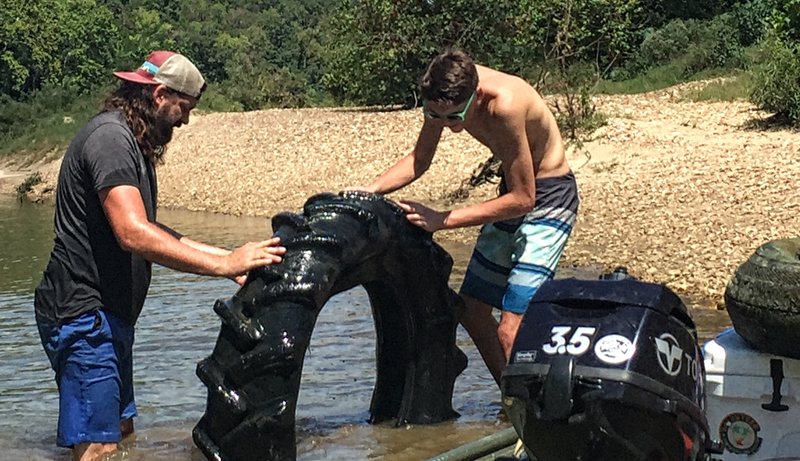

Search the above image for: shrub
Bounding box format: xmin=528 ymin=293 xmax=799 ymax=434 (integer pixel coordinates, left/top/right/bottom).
xmin=15 ymin=171 xmax=42 ymax=199
xmin=549 ymin=62 xmax=607 ymax=148
xmin=638 ymin=21 xmax=693 ymax=67
xmin=732 ymin=0 xmax=771 ymax=46
xmin=620 ymin=12 xmax=747 ymax=80
xmin=750 ymin=36 xmax=800 ymax=123
xmin=198 ymin=86 xmax=244 ymax=113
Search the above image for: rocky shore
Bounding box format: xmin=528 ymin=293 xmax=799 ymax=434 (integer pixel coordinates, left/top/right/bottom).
xmin=5 ymin=81 xmax=798 ymax=307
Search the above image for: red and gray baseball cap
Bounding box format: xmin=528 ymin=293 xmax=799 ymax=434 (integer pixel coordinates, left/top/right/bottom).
xmin=113 ymin=51 xmax=206 ymax=98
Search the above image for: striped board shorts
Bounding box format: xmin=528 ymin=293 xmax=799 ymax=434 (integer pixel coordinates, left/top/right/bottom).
xmin=460 ymin=171 xmax=579 ymax=314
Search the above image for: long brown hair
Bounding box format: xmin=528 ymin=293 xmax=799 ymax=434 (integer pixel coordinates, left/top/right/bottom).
xmin=102 ymin=82 xmax=168 ymax=164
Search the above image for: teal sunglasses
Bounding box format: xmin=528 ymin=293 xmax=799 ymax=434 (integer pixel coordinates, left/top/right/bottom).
xmin=423 ymin=91 xmax=476 ymax=122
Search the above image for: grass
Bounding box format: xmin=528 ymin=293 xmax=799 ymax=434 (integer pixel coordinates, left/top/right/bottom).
xmin=684 ymin=72 xmax=753 ymax=102
xmin=0 ymin=113 xmax=90 ymax=161
xmin=594 ymin=64 xmax=685 ymax=95
xmin=592 ymin=63 xmax=751 ymax=103
xmin=0 ymin=85 xmax=106 ymax=162
xmin=594 ymin=62 xmax=749 ymax=98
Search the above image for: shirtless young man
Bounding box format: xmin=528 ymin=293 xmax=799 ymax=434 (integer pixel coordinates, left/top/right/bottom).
xmin=357 ymin=48 xmax=579 ymax=385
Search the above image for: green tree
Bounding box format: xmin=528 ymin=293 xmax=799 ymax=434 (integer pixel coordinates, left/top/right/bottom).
xmin=1 ymin=0 xmax=117 ymax=98
xmin=57 ymin=0 xmax=119 ymax=91
xmin=527 ymin=0 xmax=642 ymax=80
xmin=0 ymin=0 xmax=62 ymax=97
xmin=639 ymin=0 xmax=741 ymax=24
xmin=769 ymin=0 xmax=800 ymax=40
xmin=321 ymin=0 xmax=539 ymax=106
xmin=117 ymin=7 xmax=177 ymax=70
xmin=321 ymin=0 xmax=642 ymax=105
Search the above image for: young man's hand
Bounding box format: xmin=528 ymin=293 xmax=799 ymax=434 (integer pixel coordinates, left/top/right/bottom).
xmin=341 ymin=186 xmax=377 ymax=193
xmin=397 ymin=200 xmax=449 ymax=232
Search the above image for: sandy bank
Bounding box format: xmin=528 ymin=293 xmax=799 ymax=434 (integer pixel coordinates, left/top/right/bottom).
xmin=6 ymin=81 xmax=798 ymax=307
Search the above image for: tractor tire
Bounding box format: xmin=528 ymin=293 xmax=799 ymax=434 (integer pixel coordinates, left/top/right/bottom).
xmin=193 ymin=191 xmax=468 ymax=461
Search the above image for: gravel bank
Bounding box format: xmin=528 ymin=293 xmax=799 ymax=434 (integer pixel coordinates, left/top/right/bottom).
xmin=10 ymin=82 xmax=798 ymax=307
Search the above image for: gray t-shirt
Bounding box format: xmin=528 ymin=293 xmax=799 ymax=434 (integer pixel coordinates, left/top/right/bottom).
xmin=34 ymin=110 xmax=157 ymax=326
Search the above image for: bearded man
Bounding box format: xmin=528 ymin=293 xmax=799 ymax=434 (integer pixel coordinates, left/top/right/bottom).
xmin=34 ymin=51 xmax=286 ymax=461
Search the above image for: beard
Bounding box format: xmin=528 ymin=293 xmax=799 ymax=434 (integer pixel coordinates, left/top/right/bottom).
xmin=151 ymin=107 xmax=176 ymax=147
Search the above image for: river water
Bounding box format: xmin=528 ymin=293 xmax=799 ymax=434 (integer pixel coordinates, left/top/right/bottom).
xmin=0 ymin=194 xmax=732 ymax=461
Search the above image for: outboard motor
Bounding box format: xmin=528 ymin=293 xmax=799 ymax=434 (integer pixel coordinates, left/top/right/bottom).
xmin=501 ymin=272 xmax=714 ymax=461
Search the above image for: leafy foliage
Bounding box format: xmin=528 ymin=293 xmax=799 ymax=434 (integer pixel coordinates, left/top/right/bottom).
xmin=733 ymin=0 xmax=772 ymax=46
xmin=551 ymin=62 xmax=607 ymax=148
xmin=15 ymin=171 xmax=42 ymax=199
xmin=614 ymin=8 xmax=767 ymax=82
xmin=0 ymin=0 xmax=118 ymax=98
xmin=1 ymin=0 xmax=334 ymax=108
xmin=2 ymin=0 xmax=798 ymax=144
xmin=769 ymin=0 xmax=800 ymax=41
xmin=1 ymin=0 xmax=69 ymax=97
xmin=750 ymin=35 xmax=800 ymax=122
xmin=746 ymin=1 xmax=800 ymax=123
xmin=321 ymin=0 xmax=644 ymax=106
xmin=640 ymin=0 xmax=741 ymax=23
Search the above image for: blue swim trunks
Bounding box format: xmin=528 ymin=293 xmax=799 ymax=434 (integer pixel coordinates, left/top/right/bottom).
xmin=460 ymin=171 xmax=579 ymax=314
xmin=36 ymin=309 xmax=137 ymax=447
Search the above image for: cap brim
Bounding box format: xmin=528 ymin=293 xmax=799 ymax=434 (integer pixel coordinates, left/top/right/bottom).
xmin=113 ymin=71 xmax=159 ymax=86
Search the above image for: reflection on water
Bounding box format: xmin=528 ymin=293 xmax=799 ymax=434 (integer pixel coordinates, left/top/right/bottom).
xmin=0 ymin=195 xmax=733 ymax=461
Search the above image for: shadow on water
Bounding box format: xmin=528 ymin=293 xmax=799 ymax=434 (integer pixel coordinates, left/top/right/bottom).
xmin=0 ymin=195 xmax=731 ymax=461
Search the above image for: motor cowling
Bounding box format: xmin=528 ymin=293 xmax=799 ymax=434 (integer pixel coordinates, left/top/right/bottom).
xmin=501 ymin=276 xmax=712 ymax=461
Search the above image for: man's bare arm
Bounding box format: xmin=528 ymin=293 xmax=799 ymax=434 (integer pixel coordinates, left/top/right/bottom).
xmin=437 ymin=108 xmax=536 ymax=229
xmin=154 ymin=223 xmax=231 ymax=256
xmin=366 ymin=120 xmax=443 ymax=194
xmin=101 ymin=185 xmax=284 ymax=278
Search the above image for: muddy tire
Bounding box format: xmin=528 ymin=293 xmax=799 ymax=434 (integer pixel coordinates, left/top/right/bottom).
xmin=193 ymin=192 xmax=467 ymax=461
xmin=724 ymin=238 xmax=800 ymax=358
